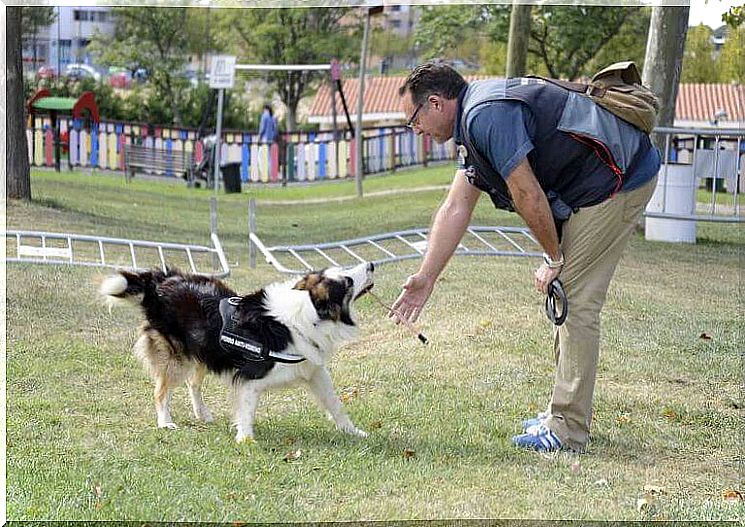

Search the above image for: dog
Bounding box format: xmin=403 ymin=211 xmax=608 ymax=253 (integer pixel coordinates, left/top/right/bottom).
xmin=99 ymin=262 xmax=374 ymax=443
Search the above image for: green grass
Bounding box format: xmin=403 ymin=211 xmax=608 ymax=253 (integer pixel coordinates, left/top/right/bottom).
xmin=6 ymin=168 xmax=744 ymax=522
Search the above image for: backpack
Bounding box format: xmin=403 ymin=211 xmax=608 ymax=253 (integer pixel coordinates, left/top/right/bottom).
xmin=529 ymin=61 xmax=659 ymax=134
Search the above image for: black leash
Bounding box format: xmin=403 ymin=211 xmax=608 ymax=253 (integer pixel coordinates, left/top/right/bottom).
xmin=545 ymin=279 xmax=568 ymax=326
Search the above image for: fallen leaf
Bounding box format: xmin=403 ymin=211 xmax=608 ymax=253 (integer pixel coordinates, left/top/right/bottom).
xmin=644 ymin=484 xmax=666 ymax=495
xmin=699 ymin=332 xmax=712 ymax=340
xmin=93 ymin=485 xmax=103 ymax=498
xmin=95 ymin=501 xmax=103 ymax=510
xmin=570 ymin=461 xmax=581 ymax=474
xmin=723 ymin=489 xmax=743 ymax=502
xmin=662 ymin=407 xmax=678 ymax=420
xmin=283 ymin=449 xmax=302 ymax=462
xmin=594 ymin=479 xmax=609 ymax=487
xmin=403 ymin=448 xmax=416 ymax=459
xmin=368 ymin=420 xmax=383 ymax=430
xmin=637 ymin=492 xmax=656 ymax=512
xmin=340 ymin=387 xmax=359 ymax=403
xmin=616 ymin=414 xmax=632 ymax=425
xmin=478 ymin=319 xmax=492 ymax=329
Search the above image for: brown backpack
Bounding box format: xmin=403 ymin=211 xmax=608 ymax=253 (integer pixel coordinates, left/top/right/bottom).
xmin=529 ymin=61 xmax=660 ymax=134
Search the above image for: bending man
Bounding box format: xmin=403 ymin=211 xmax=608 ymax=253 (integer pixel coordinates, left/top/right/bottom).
xmin=393 ymin=62 xmax=660 ymax=453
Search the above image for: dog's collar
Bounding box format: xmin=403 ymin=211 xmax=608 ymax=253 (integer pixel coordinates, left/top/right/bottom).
xmin=219 ymin=297 xmax=306 ymax=364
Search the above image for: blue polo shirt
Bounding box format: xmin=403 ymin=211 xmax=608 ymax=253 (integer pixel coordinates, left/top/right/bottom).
xmin=455 ymin=91 xmax=660 ymax=194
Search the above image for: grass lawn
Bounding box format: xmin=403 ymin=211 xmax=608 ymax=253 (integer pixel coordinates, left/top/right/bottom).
xmin=5 ymin=167 xmax=744 ymax=522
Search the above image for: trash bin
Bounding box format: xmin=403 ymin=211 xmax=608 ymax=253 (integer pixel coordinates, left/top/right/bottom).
xmin=221 ymin=163 xmax=242 ymax=194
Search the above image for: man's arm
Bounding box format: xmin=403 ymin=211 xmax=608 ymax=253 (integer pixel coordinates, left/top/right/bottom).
xmin=505 ymin=158 xmax=562 ymax=293
xmin=390 ymin=170 xmax=481 ymax=323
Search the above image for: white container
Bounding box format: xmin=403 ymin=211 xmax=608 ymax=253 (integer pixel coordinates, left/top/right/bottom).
xmin=645 ymin=163 xmax=696 ymax=243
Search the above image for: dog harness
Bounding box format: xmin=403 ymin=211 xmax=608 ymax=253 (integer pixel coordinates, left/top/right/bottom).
xmin=218 ymin=297 xmax=306 ymax=364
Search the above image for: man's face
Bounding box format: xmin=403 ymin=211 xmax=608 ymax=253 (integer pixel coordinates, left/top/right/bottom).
xmin=400 ymin=91 xmax=453 ymax=144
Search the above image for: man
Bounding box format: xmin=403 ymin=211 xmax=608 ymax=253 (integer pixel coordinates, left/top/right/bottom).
xmin=258 ymin=104 xmax=277 ymax=144
xmin=393 ymin=62 xmax=660 ymax=453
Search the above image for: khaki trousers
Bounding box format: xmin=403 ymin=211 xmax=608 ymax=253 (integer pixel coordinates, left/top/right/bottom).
xmin=544 ymin=176 xmax=657 ymax=451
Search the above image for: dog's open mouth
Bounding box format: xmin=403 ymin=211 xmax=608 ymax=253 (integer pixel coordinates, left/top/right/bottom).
xmin=355 ymin=283 xmax=374 ymax=300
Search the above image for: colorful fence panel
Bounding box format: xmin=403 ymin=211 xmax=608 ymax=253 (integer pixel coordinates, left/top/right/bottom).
xmin=26 ymin=120 xmax=454 ymax=183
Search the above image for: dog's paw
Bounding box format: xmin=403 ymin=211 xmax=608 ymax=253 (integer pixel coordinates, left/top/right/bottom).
xmin=158 ymin=422 xmax=178 ymax=430
xmin=349 ymin=427 xmax=368 ymax=438
xmin=235 ymin=432 xmax=255 ymax=444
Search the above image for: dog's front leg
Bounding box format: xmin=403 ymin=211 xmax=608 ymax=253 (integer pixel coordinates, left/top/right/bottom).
xmin=307 ymin=368 xmax=367 ymax=438
xmin=234 ymin=382 xmax=261 ymax=443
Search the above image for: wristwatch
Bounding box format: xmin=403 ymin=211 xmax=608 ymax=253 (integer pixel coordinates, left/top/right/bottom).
xmin=543 ymin=252 xmax=565 ymax=269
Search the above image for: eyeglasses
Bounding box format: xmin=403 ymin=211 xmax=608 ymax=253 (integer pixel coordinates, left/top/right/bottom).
xmin=405 ymin=103 xmax=423 ymax=130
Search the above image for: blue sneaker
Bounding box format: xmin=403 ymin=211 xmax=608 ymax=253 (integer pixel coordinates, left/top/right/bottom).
xmin=512 ymin=425 xmax=564 ymax=452
xmin=522 ymin=411 xmax=549 ymax=431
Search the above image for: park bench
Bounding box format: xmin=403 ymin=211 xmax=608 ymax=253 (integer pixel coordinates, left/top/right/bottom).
xmin=124 ymin=143 xmax=194 ymax=182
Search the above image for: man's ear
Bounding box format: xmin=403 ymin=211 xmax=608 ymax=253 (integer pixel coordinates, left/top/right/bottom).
xmin=428 ymin=94 xmax=440 ymax=110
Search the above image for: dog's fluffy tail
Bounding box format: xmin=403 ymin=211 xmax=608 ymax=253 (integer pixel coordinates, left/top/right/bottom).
xmin=100 ymin=270 xmax=162 ymax=312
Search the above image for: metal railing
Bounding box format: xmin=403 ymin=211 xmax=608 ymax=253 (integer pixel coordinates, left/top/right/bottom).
xmin=648 ymin=126 xmax=743 ymax=223
xmin=6 ymin=230 xmax=230 ymax=277
xmin=249 ymin=213 xmax=541 ymax=275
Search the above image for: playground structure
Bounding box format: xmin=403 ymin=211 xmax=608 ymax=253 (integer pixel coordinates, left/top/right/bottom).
xmin=27 ymin=89 xmax=100 ymax=172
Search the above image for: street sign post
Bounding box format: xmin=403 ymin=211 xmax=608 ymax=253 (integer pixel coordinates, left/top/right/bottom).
xmin=209 ymin=56 xmax=237 ymax=193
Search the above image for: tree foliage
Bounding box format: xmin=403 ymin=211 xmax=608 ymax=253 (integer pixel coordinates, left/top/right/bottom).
xmin=415 ymin=5 xmax=648 ymax=80
xmin=717 ymin=25 xmax=744 ymax=82
xmin=722 ymin=3 xmax=745 ymax=28
xmin=229 ymin=7 xmax=359 ymax=131
xmin=681 ymin=25 xmax=719 ymax=82
xmin=88 ymin=8 xmax=197 ymax=125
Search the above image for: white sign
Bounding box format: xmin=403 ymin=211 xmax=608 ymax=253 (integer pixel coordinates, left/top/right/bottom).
xmin=209 ymin=55 xmax=236 ymax=89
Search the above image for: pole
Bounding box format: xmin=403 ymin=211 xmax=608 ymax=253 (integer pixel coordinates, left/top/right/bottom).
xmin=506 ymin=3 xmax=531 ymax=78
xmin=56 ymin=6 xmax=61 ymax=76
xmin=331 ymin=77 xmax=339 ymax=178
xmin=210 ymin=197 xmax=218 ymax=270
xmin=355 ymin=7 xmax=371 ymax=198
xmin=248 ymin=198 xmax=257 ymax=268
xmin=213 ymin=88 xmax=225 ymax=193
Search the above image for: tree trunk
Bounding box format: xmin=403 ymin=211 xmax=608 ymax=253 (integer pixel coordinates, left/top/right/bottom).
xmin=7 ymin=6 xmax=32 ymax=201
xmin=642 ymin=6 xmax=689 ymax=151
xmin=285 ymin=100 xmax=298 ymax=132
xmin=506 ymin=4 xmax=531 ymax=78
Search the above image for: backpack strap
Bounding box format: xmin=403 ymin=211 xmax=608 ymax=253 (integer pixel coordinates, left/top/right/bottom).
xmin=525 ymin=75 xmax=607 ymax=98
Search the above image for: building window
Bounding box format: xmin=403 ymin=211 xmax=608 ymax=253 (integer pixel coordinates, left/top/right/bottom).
xmin=390 ymin=19 xmax=402 ymax=28
xmin=390 ymin=5 xmax=401 ymax=11
xmin=97 ymin=11 xmax=108 ymax=23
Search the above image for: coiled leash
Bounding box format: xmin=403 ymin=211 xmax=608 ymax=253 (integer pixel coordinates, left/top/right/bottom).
xmin=545 ymin=279 xmax=568 ymax=326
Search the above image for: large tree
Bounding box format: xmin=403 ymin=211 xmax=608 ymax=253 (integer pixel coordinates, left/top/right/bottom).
xmin=230 ymin=7 xmax=358 ymax=130
xmin=88 ymin=7 xmax=196 ymax=125
xmin=718 ymin=25 xmax=744 ymax=83
xmin=681 ymin=24 xmax=719 ymax=82
xmin=416 ymin=5 xmax=646 ymax=80
xmin=8 ymin=6 xmax=32 ymax=200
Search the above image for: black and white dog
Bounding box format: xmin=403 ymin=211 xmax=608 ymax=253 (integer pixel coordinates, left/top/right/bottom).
xmin=99 ymin=263 xmax=374 ymax=443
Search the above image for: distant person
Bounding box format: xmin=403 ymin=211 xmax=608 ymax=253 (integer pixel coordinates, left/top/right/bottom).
xmin=258 ymin=104 xmax=278 ymax=144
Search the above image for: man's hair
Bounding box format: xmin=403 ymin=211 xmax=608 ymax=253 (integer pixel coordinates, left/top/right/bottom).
xmin=263 ymin=104 xmax=273 ymax=116
xmin=399 ymin=62 xmax=467 ymax=105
